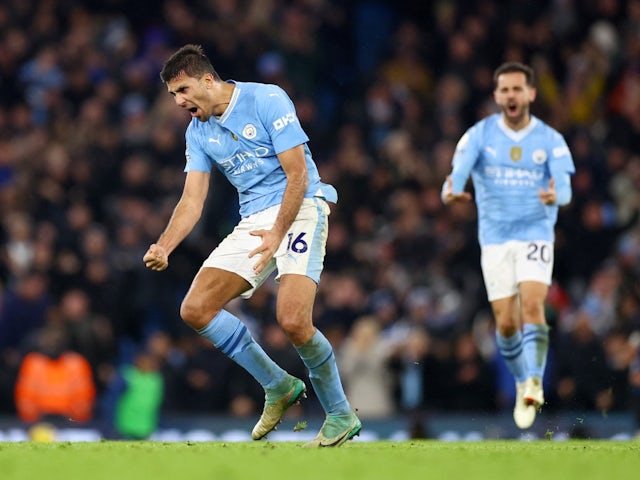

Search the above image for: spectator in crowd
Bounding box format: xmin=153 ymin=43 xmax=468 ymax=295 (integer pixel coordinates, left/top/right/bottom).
xmin=54 ymin=288 xmax=116 ymax=394
xmin=14 ymin=324 xmax=96 ymax=423
xmin=553 ymin=309 xmax=612 ymax=411
xmin=388 ymin=325 xmax=439 ymax=412
xmin=338 ymin=315 xmax=396 ymax=418
xmin=104 ymin=349 xmax=164 ymax=439
xmin=0 ymin=270 xmax=51 ymax=352
xmin=448 ymin=332 xmax=498 ymax=411
xmin=175 ymin=335 xmax=241 ymax=413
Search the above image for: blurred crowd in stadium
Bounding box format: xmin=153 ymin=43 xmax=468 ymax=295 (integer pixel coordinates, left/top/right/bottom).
xmin=1 ymin=0 xmax=640 ymax=438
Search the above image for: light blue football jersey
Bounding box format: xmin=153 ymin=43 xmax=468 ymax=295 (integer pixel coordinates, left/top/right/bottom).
xmin=184 ymin=81 xmax=337 ymax=217
xmin=443 ymin=114 xmax=575 ymax=246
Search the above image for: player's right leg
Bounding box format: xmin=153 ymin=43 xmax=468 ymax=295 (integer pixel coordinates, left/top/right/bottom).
xmin=491 ymin=295 xmax=534 ymax=428
xmin=484 ymin=243 xmax=538 ymax=429
xmin=514 ymin=380 xmax=536 ymax=429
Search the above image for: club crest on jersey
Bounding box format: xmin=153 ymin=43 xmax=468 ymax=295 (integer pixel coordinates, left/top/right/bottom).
xmin=532 ymin=149 xmax=547 ymax=164
xmin=242 ymin=124 xmax=257 ymax=139
xmin=510 ymin=146 xmax=522 ymax=162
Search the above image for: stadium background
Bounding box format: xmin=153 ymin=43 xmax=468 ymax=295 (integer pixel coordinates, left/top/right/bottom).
xmin=0 ymin=0 xmax=639 ymax=440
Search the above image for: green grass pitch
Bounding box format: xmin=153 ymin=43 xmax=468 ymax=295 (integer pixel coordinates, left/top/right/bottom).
xmin=1 ymin=440 xmax=639 ymax=480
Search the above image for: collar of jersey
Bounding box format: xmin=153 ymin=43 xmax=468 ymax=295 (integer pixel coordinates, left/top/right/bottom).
xmin=217 ymin=80 xmax=240 ymax=124
xmin=497 ymin=115 xmax=538 ymax=142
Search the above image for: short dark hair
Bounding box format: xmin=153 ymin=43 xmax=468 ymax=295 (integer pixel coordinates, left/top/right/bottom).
xmin=493 ymin=62 xmax=535 ymax=89
xmin=160 ymin=44 xmax=221 ymax=83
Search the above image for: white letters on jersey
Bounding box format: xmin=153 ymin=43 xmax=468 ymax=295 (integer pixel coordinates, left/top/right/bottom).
xmin=273 ymin=112 xmax=297 ymax=130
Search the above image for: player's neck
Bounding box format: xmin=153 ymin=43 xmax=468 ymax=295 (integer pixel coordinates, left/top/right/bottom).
xmin=502 ymin=114 xmax=531 ymax=131
xmin=210 ymin=82 xmax=235 ymax=116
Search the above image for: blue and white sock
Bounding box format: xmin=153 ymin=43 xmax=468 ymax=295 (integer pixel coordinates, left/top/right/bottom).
xmin=496 ymin=330 xmax=527 ymax=383
xmin=522 ymin=323 xmax=550 ymax=379
xmin=198 ymin=310 xmax=287 ymax=390
xmin=296 ymin=330 xmax=351 ymax=416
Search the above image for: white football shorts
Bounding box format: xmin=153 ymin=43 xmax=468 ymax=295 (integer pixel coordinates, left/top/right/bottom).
xmin=202 ymin=197 xmax=330 ymax=298
xmin=481 ymin=240 xmax=554 ymax=301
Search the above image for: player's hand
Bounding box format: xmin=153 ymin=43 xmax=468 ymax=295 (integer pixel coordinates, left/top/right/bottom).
xmin=538 ymin=178 xmax=557 ymax=205
xmin=143 ymin=243 xmax=169 ymax=271
xmin=442 ymin=176 xmax=472 ymax=204
xmin=248 ymin=229 xmax=280 ymax=274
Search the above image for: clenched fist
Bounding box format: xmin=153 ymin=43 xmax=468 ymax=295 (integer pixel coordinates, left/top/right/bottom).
xmin=143 ymin=243 xmax=169 ymax=271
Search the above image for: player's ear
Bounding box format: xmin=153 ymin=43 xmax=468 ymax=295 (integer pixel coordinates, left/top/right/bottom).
xmin=529 ymin=87 xmax=537 ymax=103
xmin=203 ymin=72 xmax=216 ymax=88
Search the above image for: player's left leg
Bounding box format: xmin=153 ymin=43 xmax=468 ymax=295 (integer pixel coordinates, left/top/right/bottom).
xmin=519 ymin=280 xmax=549 ymax=409
xmin=277 ymin=274 xmax=361 ymax=447
xmin=268 ymin=198 xmax=360 ymax=446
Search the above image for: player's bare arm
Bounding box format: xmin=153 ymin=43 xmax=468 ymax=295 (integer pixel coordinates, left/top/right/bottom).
xmin=248 ymin=144 xmax=308 ymax=274
xmin=143 ymin=170 xmax=211 ymax=271
xmin=442 ymin=175 xmax=473 ymax=205
xmin=538 ymin=177 xmax=557 ymax=205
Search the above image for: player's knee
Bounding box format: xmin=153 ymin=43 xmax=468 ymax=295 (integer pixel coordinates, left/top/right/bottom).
xmin=179 ymin=301 xmax=200 ymax=329
xmin=180 ymin=300 xmax=217 ymax=330
xmin=277 ymin=313 xmax=312 ymax=345
xmin=277 ymin=314 xmax=299 ymax=337
xmin=520 ymin=299 xmax=545 ymax=321
xmin=498 ymin=323 xmax=519 ymax=337
xmin=494 ymin=311 xmax=519 ymax=336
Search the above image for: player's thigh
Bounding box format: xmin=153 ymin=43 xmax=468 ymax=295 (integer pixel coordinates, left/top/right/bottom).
xmin=274 ymin=197 xmax=330 ymax=284
xmin=481 ymin=242 xmax=518 ymax=301
xmin=490 ymin=294 xmax=520 ymax=333
xmin=514 ymin=240 xmax=553 ymax=285
xmin=518 ymin=280 xmax=549 ymax=320
xmin=202 ymin=211 xmax=278 ymax=299
xmin=276 ymin=273 xmax=317 ymax=344
xmin=186 ymin=267 xmax=251 ymax=305
xmin=182 ymin=267 xmax=251 ymax=328
xmin=277 ymin=274 xmax=317 ymax=322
